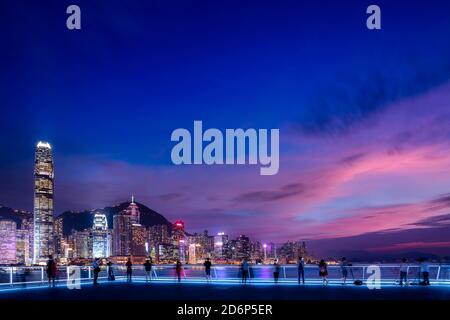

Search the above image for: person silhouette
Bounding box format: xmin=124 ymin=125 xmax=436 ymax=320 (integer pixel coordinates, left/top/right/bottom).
xmin=298 ymin=256 xmax=305 ymax=284
xmin=241 ymin=259 xmax=249 ymax=284
xmin=204 ymin=258 xmax=212 ymax=282
xmin=176 ymin=260 xmax=183 ymax=282
xmin=143 ymin=258 xmax=153 ymax=283
xmin=273 ymin=259 xmax=281 ymax=283
xmin=319 ymin=259 xmax=328 ymax=285
xmin=46 ymin=255 xmax=57 ymax=288
xmin=92 ymin=258 xmax=101 ymax=285
xmin=126 ymin=257 xmax=133 ymax=283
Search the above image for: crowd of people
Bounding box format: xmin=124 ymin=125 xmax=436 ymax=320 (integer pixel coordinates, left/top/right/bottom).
xmin=42 ymin=255 xmax=434 ymax=287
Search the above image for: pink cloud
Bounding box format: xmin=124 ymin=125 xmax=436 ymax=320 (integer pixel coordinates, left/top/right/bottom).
xmin=55 ymin=82 xmax=450 ymax=244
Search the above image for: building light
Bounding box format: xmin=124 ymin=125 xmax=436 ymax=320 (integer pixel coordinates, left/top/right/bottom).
xmin=37 ymin=141 xmax=51 ymax=149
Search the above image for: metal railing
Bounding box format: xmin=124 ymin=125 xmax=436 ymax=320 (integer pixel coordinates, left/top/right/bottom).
xmin=1 ymin=264 xmax=450 ymax=287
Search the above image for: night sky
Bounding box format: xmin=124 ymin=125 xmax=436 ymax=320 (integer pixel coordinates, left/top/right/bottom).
xmin=1 ymin=0 xmax=450 ymax=257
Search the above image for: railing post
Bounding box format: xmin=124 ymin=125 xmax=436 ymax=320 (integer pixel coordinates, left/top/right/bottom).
xmin=213 ymin=267 xmax=218 ymax=279
xmin=41 ymin=267 xmax=44 ymax=283
xmin=283 ymin=266 xmax=287 ymax=279
xmin=88 ymin=266 xmax=91 ymax=280
xmin=436 ymin=266 xmax=441 ymax=281
xmin=9 ymin=267 xmax=13 ymax=286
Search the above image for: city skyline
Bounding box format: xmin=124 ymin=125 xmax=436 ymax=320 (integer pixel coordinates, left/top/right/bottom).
xmin=1 ymin=0 xmax=450 ymax=258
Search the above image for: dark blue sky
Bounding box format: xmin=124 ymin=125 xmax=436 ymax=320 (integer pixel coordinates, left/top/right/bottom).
xmin=1 ymin=0 xmax=449 ymax=165
xmin=1 ymin=0 xmax=450 ymax=255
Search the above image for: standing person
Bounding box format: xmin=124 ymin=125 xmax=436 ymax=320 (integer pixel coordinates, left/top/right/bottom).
xmin=420 ymin=258 xmax=430 ymax=286
xmin=92 ymin=258 xmax=101 ymax=285
xmin=175 ymin=260 xmax=183 ymax=282
xmin=107 ymin=260 xmax=115 ymax=281
xmin=399 ymin=258 xmax=408 ymax=286
xmin=273 ymin=260 xmax=281 ymax=284
xmin=318 ymin=259 xmax=328 ymax=285
xmin=126 ymin=257 xmax=133 ymax=283
xmin=241 ymin=259 xmax=249 ymax=284
xmin=204 ymin=258 xmax=212 ymax=282
xmin=340 ymin=257 xmax=349 ymax=285
xmin=143 ymin=258 xmax=153 ymax=283
xmin=297 ymin=256 xmax=305 ymax=284
xmin=46 ymin=255 xmax=56 ymax=287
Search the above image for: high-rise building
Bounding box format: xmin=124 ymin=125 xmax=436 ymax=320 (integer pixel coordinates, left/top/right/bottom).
xmin=131 ymin=224 xmax=147 ymax=256
xmin=21 ymin=217 xmax=34 ymax=261
xmin=16 ymin=229 xmax=30 ymax=265
xmin=113 ymin=196 xmax=142 ymax=256
xmin=92 ymin=213 xmax=111 ymax=258
xmin=33 ymin=141 xmax=54 ymax=264
xmin=0 ymin=219 xmax=17 ymax=264
xmin=123 ymin=195 xmax=140 ymax=224
xmin=72 ymin=229 xmax=92 ymax=259
xmin=214 ymin=232 xmax=229 ymax=259
xmin=148 ymin=224 xmax=171 ymax=261
xmin=54 ymin=216 xmax=64 ymax=257
xmin=113 ymin=213 xmax=132 ymax=256
xmin=172 ymin=220 xmax=186 ymax=262
xmin=235 ymin=235 xmax=251 ymax=260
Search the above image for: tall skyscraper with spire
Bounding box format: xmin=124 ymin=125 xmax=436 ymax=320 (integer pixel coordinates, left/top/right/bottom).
xmin=33 ymin=141 xmax=54 ymax=264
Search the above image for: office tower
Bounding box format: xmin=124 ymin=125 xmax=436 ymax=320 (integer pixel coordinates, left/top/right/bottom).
xmin=250 ymin=241 xmax=263 ymax=261
xmin=113 ymin=213 xmax=132 ymax=256
xmin=214 ymin=232 xmax=229 ymax=259
xmin=172 ymin=220 xmax=186 ymax=262
xmin=54 ymin=216 xmax=64 ymax=257
xmin=123 ymin=195 xmax=140 ymax=224
xmin=149 ymin=224 xmax=171 ymax=246
xmin=16 ymin=229 xmax=30 ymax=265
xmin=277 ymin=241 xmax=303 ymax=262
xmin=131 ymin=224 xmax=147 ymax=256
xmin=20 ymin=217 xmax=34 ymax=261
xmin=33 ymin=141 xmax=54 ymax=264
xmin=72 ymin=229 xmax=92 ymax=258
xmin=0 ymin=219 xmax=17 ymax=264
xmin=92 ymin=213 xmax=111 ymax=258
xmin=188 ymin=243 xmax=202 ymax=264
xmin=235 ymin=235 xmax=251 ymax=260
xmin=148 ymin=224 xmax=171 ymax=261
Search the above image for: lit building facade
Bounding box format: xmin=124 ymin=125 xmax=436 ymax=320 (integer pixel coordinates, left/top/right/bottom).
xmin=72 ymin=229 xmax=92 ymax=259
xmin=113 ymin=213 xmax=132 ymax=256
xmin=131 ymin=224 xmax=147 ymax=256
xmin=0 ymin=219 xmax=17 ymax=264
xmin=235 ymin=235 xmax=251 ymax=260
xmin=33 ymin=141 xmax=54 ymax=263
xmin=54 ymin=216 xmax=64 ymax=258
xmin=172 ymin=220 xmax=186 ymax=262
xmin=16 ymin=229 xmax=30 ymax=265
xmin=214 ymin=232 xmax=229 ymax=259
xmin=123 ymin=195 xmax=140 ymax=224
xmin=92 ymin=213 xmax=111 ymax=258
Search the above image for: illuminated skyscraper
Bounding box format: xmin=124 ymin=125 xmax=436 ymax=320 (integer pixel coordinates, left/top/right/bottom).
xmin=123 ymin=195 xmax=140 ymax=224
xmin=214 ymin=232 xmax=229 ymax=259
xmin=0 ymin=219 xmax=17 ymax=264
xmin=92 ymin=213 xmax=111 ymax=258
xmin=16 ymin=229 xmax=30 ymax=265
xmin=72 ymin=229 xmax=92 ymax=258
xmin=113 ymin=213 xmax=131 ymax=256
xmin=131 ymin=224 xmax=147 ymax=256
xmin=33 ymin=141 xmax=54 ymax=264
xmin=172 ymin=220 xmax=186 ymax=262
